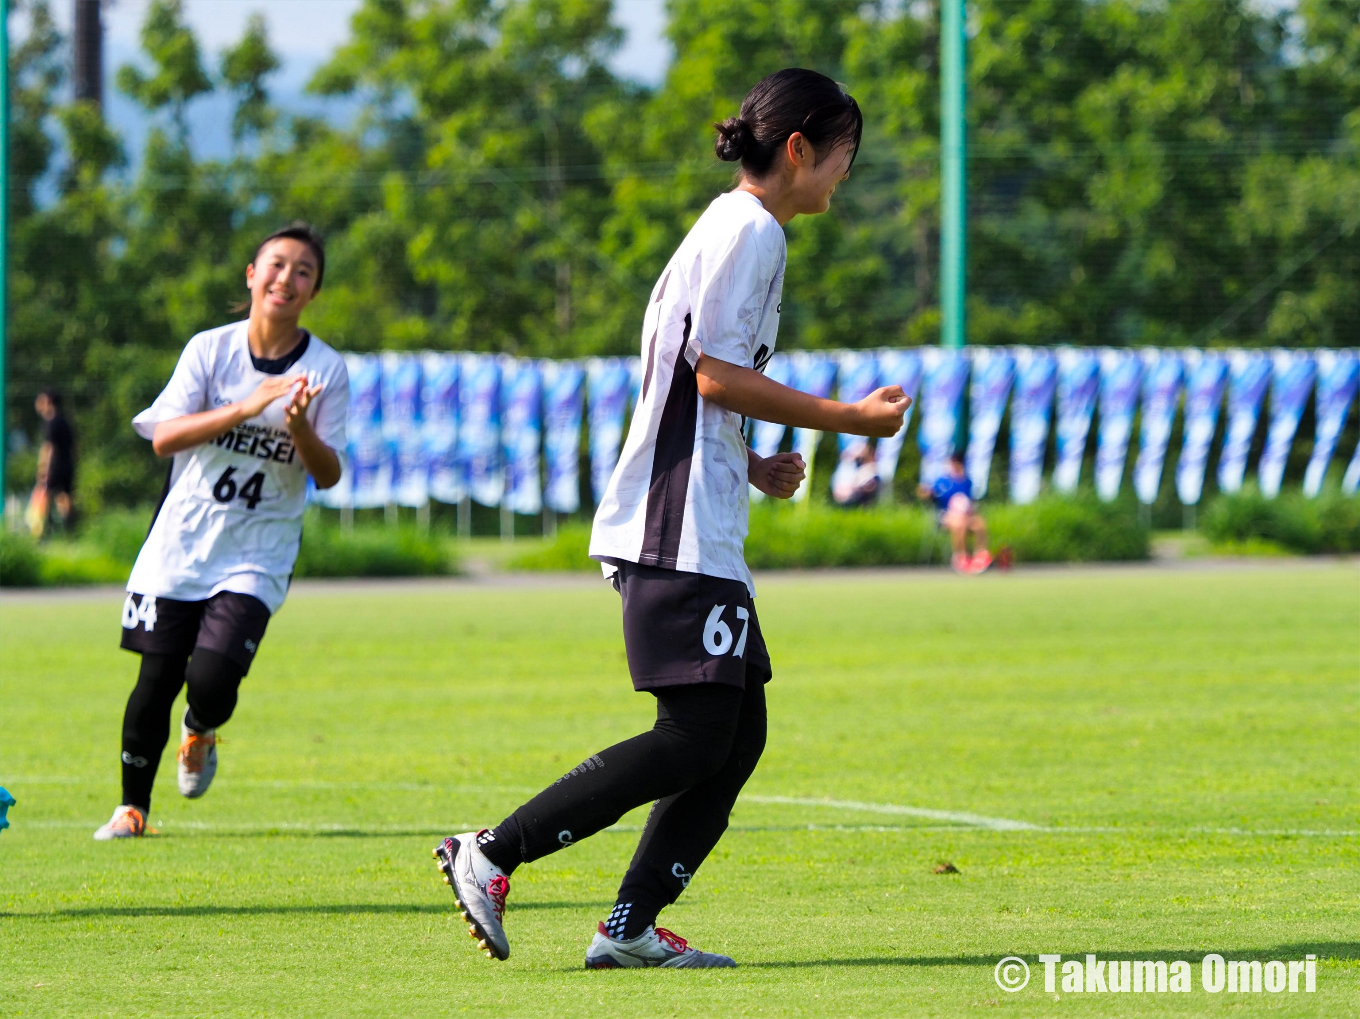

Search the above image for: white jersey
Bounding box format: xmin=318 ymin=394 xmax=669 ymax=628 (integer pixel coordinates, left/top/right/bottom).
xmin=589 ymin=190 xmax=786 ymax=595
xmin=126 ymin=322 xmax=349 ymax=613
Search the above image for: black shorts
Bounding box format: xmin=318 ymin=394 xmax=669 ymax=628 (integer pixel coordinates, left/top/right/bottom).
xmin=613 ymin=560 xmax=771 ymax=692
xmin=119 ymin=591 xmax=271 ymax=673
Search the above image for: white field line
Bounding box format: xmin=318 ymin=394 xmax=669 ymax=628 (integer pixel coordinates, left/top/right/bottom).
xmin=742 ymin=794 xmax=1044 ymax=831
xmin=7 ymin=782 xmax=1356 ymax=837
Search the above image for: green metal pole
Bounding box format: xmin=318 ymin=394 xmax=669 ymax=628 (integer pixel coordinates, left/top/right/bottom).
xmin=0 ymin=1 xmax=9 ymax=518
xmin=940 ymin=0 xmax=966 ymax=352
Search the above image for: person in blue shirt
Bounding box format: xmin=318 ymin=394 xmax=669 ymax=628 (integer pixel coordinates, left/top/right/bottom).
xmin=918 ymin=452 xmax=992 ymax=573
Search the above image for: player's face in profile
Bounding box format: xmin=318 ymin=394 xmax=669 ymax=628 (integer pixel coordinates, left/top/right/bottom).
xmin=797 ymin=138 xmax=856 ymax=215
xmin=246 ymin=239 xmax=319 ymax=321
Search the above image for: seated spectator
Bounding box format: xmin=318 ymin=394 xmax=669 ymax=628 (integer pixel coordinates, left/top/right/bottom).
xmin=917 ymin=451 xmax=992 ymax=574
xmin=831 ymin=440 xmax=880 ymax=507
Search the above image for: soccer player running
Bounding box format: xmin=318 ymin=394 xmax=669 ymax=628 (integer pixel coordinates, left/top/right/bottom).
xmin=434 ymin=69 xmax=909 ymax=968
xmin=94 ymin=224 xmax=348 ymax=840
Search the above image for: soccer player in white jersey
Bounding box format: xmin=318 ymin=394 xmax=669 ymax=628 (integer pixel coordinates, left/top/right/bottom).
xmin=94 ymin=224 xmax=348 ymax=841
xmin=435 ymin=70 xmax=909 ymax=968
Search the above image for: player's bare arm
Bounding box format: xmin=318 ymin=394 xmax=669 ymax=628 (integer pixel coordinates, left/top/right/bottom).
xmin=283 ymin=380 xmax=342 ymax=489
xmin=748 ymin=447 xmax=805 ymax=499
xmin=150 ymin=374 xmax=305 ymax=457
xmin=695 ymin=353 xmax=910 ymax=438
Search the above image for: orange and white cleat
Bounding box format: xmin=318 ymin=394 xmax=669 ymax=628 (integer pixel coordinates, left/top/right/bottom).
xmin=93 ymin=804 xmax=147 ymax=841
xmin=967 ymin=549 xmax=993 ymax=574
xmin=177 ymin=713 xmax=218 ymax=798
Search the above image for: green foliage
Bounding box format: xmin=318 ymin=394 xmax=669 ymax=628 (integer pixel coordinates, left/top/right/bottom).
xmin=293 ymin=517 xmax=457 ymax=578
xmin=986 ymin=493 xmax=1151 ymax=563
xmin=512 ymin=496 xmax=1149 ymax=572
xmin=0 ymin=533 xmax=44 ymax=587
xmin=8 ymin=0 xmax=1360 ymax=514
xmin=1201 ymin=486 xmax=1360 ymax=554
xmin=508 ymin=523 xmax=594 ymax=571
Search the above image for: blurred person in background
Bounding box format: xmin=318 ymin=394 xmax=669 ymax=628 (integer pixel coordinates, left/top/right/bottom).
xmin=93 ymin=223 xmax=348 ymax=841
xmin=918 ymin=451 xmax=992 ymax=574
xmin=28 ymin=389 xmax=77 ymax=537
xmin=831 ymin=439 xmax=879 ymax=506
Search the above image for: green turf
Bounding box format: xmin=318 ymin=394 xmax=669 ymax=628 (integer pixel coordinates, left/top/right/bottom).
xmin=1 ymin=565 xmax=1357 ymax=1017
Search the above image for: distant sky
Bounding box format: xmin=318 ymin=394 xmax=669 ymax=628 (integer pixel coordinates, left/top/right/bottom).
xmin=47 ymin=0 xmax=672 ymax=160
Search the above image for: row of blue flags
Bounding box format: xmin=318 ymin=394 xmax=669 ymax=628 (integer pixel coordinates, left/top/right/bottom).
xmin=313 ymin=348 xmax=1359 ymax=511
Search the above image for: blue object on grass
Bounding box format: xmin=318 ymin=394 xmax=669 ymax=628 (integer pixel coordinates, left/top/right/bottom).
xmin=0 ymin=787 xmax=14 ymax=832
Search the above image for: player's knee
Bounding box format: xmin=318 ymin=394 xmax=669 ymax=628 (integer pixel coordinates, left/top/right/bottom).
xmin=184 ymin=649 xmax=245 ymax=730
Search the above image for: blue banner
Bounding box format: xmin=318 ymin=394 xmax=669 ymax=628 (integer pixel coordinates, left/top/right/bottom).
xmin=542 ymin=360 xmax=585 ymax=514
xmin=1008 ymin=348 xmax=1057 ymax=505
xmin=458 ymin=353 xmax=502 ymax=507
xmin=1258 ymin=350 xmax=1317 ymax=498
xmin=1345 ymin=440 xmax=1360 ymax=495
xmin=1095 ymin=349 xmax=1142 ymax=502
xmin=381 ymin=352 xmax=427 ymax=507
xmin=1052 ymin=348 xmax=1100 ymax=494
xmin=1303 ymin=350 xmax=1359 ymax=497
xmin=750 ymin=352 xmax=794 ymax=461
xmin=964 ymin=348 xmax=1014 ymax=499
xmin=587 ymin=357 xmax=633 ymax=504
xmin=1133 ymin=349 xmax=1183 ymax=505
xmin=1174 ymin=350 xmax=1227 ymax=506
xmin=343 ymin=353 xmax=390 ymax=508
xmin=422 ymin=352 xmax=463 ymax=505
xmin=789 ymin=352 xmax=837 ymax=503
xmin=873 ymin=349 xmax=923 ymax=498
xmin=829 ymin=351 xmax=882 ymax=504
xmin=917 ymin=348 xmax=969 ymax=486
xmin=501 ymin=359 xmax=543 ymax=515
xmin=1217 ymin=350 xmax=1271 ymax=494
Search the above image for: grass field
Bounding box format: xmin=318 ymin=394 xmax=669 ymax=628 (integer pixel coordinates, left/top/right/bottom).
xmin=1 ymin=564 xmax=1357 ymax=1017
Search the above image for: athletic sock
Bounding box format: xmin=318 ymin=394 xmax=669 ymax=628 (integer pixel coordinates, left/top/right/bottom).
xmin=604 ymin=898 xmax=665 ymax=941
xmin=477 ymin=819 xmax=523 ymax=875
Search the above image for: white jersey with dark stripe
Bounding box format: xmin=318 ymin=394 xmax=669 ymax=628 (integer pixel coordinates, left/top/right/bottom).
xmin=589 ymin=190 xmax=785 ymax=596
xmin=125 ymin=322 xmax=349 ymax=613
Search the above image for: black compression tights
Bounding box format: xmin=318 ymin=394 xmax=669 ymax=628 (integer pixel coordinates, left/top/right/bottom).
xmin=120 ymin=650 xmax=246 ymax=812
xmin=479 ymin=680 xmax=767 ymax=939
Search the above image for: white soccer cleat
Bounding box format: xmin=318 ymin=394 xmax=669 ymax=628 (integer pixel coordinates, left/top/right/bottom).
xmin=93 ymin=804 xmax=147 ymax=841
xmin=177 ymin=713 xmax=217 ymax=798
xmin=432 ymin=832 xmax=511 ymax=960
xmin=585 ymin=923 xmax=737 ymax=969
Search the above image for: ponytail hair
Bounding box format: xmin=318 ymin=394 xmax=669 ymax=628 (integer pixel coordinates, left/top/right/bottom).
xmin=714 ymin=68 xmax=863 ymax=178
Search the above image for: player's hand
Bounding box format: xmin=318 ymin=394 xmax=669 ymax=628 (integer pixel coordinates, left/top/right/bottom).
xmin=284 ymin=378 xmax=324 ymax=436
xmin=751 ymin=452 xmax=806 ymax=500
xmin=850 ymin=386 xmax=911 ymax=438
xmin=238 ymin=374 xmax=306 ymax=419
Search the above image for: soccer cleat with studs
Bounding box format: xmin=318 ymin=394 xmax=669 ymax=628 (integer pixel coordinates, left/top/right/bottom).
xmin=432 ymin=831 xmax=511 ymax=961
xmin=584 ymin=923 xmax=736 ymax=969
xmin=176 ymin=712 xmax=218 ymax=798
xmin=93 ymin=804 xmax=147 ymax=841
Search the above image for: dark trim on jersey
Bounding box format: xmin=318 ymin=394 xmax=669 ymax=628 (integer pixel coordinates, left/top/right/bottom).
xmin=147 ymin=461 xmax=175 ymax=536
xmin=252 ymin=330 xmax=311 ymax=375
xmin=640 ymin=313 xmax=697 ymax=568
xmin=641 ymin=328 xmax=659 ymax=403
xmin=753 ymin=343 xmax=771 ymax=374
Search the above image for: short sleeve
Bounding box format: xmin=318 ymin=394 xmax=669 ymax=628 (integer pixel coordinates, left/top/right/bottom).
xmin=131 ymin=333 xmax=213 ymax=440
xmin=310 ymin=357 xmax=349 ymax=452
xmin=690 ymin=222 xmax=778 ymax=368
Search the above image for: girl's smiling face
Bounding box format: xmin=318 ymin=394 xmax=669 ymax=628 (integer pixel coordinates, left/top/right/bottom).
xmin=795 ymin=138 xmax=856 ymax=215
xmin=246 ymin=238 xmax=319 ymax=321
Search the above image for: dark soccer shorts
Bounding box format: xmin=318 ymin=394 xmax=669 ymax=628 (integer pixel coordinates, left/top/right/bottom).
xmin=119 ymin=590 xmax=271 ymax=673
xmin=613 ymin=560 xmax=771 ymax=692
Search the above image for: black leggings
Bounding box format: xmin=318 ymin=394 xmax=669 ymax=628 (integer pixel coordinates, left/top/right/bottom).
xmin=120 ymin=650 xmax=246 ymax=811
xmin=482 ymin=679 xmax=767 ymax=932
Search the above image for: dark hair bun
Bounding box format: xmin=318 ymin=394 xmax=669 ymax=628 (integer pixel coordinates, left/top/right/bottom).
xmin=713 ymin=116 xmax=752 ymax=162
